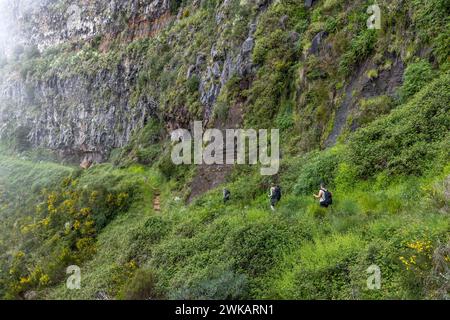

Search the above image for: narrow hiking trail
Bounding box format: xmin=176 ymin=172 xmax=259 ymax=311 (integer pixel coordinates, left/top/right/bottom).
xmin=153 ymin=194 xmax=161 ymax=212
xmin=142 ymin=176 xmax=161 ymax=214
xmin=187 ymin=103 xmax=243 ymax=203
xmin=187 ymin=57 xmax=404 ymax=200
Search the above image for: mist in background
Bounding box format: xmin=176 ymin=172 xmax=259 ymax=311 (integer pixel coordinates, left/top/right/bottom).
xmin=0 ymin=0 xmax=44 ymax=58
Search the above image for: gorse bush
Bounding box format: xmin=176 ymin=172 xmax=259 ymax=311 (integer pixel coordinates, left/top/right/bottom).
xmin=170 ymin=266 xmax=249 ymax=300
xmin=1 ymin=0 xmax=449 ymax=301
xmin=0 ymin=161 xmax=155 ymax=298
xmin=225 ymin=219 xmax=294 ymax=277
xmin=126 ymin=216 xmax=173 ymax=264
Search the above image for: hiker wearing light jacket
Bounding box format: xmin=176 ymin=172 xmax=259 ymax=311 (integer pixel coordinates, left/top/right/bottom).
xmin=314 ymin=183 xmax=333 ymax=208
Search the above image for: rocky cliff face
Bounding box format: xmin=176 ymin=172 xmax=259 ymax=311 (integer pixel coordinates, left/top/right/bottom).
xmin=0 ymin=0 xmax=174 ymax=162
xmin=0 ymin=0 xmax=264 ymax=163
xmin=0 ymin=0 xmax=172 ymax=52
xmin=0 ymin=0 xmax=444 ymax=167
xmin=0 ymin=63 xmax=158 ymax=162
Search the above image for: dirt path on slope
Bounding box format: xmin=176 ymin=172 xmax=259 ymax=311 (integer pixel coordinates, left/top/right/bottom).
xmin=153 ymin=194 xmax=161 ymax=212
xmin=187 ymin=103 xmax=243 ymax=203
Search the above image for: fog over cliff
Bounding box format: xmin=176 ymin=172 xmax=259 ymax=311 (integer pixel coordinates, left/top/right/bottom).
xmin=0 ymin=0 xmax=256 ymax=165
xmin=0 ymin=0 xmax=43 ymax=56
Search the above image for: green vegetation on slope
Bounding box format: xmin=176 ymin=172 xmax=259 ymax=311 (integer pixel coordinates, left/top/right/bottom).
xmin=1 ymin=71 xmax=449 ymax=299
xmin=0 ymin=0 xmax=449 ymax=300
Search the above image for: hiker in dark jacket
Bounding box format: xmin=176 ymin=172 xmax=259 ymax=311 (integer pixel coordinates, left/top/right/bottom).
xmin=314 ymin=183 xmax=333 ymax=208
xmin=223 ymin=188 xmax=231 ymax=204
xmin=269 ymin=185 xmax=282 ymax=211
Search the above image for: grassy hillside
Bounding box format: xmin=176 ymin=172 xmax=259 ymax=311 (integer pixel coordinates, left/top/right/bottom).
xmin=1 ymin=71 xmax=449 ymax=299
xmin=0 ymin=0 xmax=449 ymax=300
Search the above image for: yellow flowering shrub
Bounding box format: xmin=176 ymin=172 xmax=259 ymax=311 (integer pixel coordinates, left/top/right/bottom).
xmin=107 ymin=193 xmax=115 ymax=205
xmin=61 ymin=199 xmax=76 ymax=215
xmin=89 ymin=191 xmax=99 ymax=204
xmin=41 ymin=217 xmax=50 ymax=227
xmin=39 ymin=274 xmax=50 ymax=286
xmin=408 ymin=240 xmax=433 ymax=254
xmin=76 ymin=238 xmax=96 ymax=257
xmin=80 ymin=207 xmax=91 ymax=216
xmin=400 ymin=240 xmax=433 ymax=273
xmin=73 ymin=220 xmax=81 ymax=230
xmin=2 ymin=169 xmax=135 ymax=297
xmin=116 ymin=192 xmax=130 ymax=207
xmin=47 ymin=192 xmax=58 ymax=212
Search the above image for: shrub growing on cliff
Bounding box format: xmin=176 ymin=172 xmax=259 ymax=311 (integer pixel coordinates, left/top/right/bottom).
xmin=400 ymin=60 xmax=435 ymax=102
xmin=339 ymin=30 xmax=377 ymax=76
xmin=347 ymin=71 xmax=450 ymax=179
xmin=410 ymin=0 xmax=450 ymax=65
xmin=186 ymin=75 xmax=200 ymax=94
xmin=354 ymin=95 xmax=394 ymax=127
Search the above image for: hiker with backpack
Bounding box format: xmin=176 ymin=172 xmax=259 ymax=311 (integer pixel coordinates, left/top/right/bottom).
xmin=314 ymin=183 xmax=332 ymax=208
xmin=269 ymin=185 xmax=282 ymax=211
xmin=223 ymin=188 xmax=231 ymax=204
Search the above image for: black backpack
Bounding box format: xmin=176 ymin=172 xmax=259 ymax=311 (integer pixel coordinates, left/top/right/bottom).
xmin=274 ymin=186 xmax=282 ymax=201
xmin=223 ymin=189 xmax=231 ymax=201
xmin=322 ymin=189 xmax=332 ymax=205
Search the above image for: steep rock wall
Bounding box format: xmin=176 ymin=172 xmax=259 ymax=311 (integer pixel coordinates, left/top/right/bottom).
xmin=0 ymin=0 xmax=172 ymax=52
xmin=0 ymin=0 xmax=265 ymax=163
